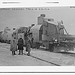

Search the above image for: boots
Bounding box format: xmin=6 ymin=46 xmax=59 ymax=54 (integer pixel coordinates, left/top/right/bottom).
xmin=27 ymin=49 xmax=30 ymax=56
xmin=27 ymin=52 xmax=30 ymax=56
xmin=12 ymin=51 xmax=16 ymax=55
xmin=18 ymin=50 xmax=23 ymax=55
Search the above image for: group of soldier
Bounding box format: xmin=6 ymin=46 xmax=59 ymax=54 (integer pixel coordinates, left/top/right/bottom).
xmin=10 ymin=24 xmax=34 ymax=56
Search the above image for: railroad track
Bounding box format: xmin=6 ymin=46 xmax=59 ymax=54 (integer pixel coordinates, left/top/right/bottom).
xmin=23 ymin=53 xmax=60 ymax=66
xmin=30 ymin=55 xmax=60 ymax=66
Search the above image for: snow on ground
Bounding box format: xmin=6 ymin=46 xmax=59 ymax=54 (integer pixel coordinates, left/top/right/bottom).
xmin=0 ymin=43 xmax=75 ymax=66
xmin=31 ymin=49 xmax=75 ymax=66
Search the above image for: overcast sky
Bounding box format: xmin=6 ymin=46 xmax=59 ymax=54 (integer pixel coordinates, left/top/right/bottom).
xmin=0 ymin=7 xmax=75 ymax=35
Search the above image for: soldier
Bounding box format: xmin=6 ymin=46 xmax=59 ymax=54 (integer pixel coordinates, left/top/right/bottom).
xmin=24 ymin=24 xmax=35 ymax=56
xmin=18 ymin=35 xmax=24 ymax=55
xmin=10 ymin=34 xmax=17 ymax=55
xmin=24 ymin=31 xmax=31 ymax=56
xmin=26 ymin=35 xmax=31 ymax=56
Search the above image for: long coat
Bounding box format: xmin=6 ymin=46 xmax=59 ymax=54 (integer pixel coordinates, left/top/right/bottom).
xmin=18 ymin=38 xmax=24 ymax=50
xmin=25 ymin=35 xmax=32 ymax=52
xmin=10 ymin=39 xmax=17 ymax=51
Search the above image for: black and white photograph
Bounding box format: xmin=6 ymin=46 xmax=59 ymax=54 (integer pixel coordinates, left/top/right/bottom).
xmin=0 ymin=7 xmax=75 ymax=66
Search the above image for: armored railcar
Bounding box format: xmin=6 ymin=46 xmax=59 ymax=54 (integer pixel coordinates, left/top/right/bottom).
xmin=30 ymin=20 xmax=75 ymax=52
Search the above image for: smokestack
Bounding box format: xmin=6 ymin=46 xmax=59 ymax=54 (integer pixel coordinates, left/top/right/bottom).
xmin=37 ymin=14 xmax=46 ymax=25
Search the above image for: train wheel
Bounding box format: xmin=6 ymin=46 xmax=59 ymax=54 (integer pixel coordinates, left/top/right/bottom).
xmin=49 ymin=44 xmax=54 ymax=52
xmin=36 ymin=43 xmax=40 ymax=49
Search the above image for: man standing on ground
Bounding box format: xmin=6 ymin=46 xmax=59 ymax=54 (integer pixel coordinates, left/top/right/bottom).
xmin=18 ymin=35 xmax=24 ymax=55
xmin=10 ymin=34 xmax=17 ymax=55
xmin=24 ymin=24 xmax=35 ymax=56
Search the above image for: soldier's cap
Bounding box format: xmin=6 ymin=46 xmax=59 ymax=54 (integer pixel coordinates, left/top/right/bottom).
xmin=31 ymin=24 xmax=35 ymax=26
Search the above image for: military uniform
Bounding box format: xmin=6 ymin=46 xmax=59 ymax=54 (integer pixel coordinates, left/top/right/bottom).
xmin=26 ymin=39 xmax=31 ymax=56
xmin=24 ymin=31 xmax=32 ymax=56
xmin=24 ymin=24 xmax=35 ymax=56
xmin=18 ymin=38 xmax=24 ymax=55
xmin=10 ymin=38 xmax=17 ymax=55
xmin=25 ymin=34 xmax=32 ymax=56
